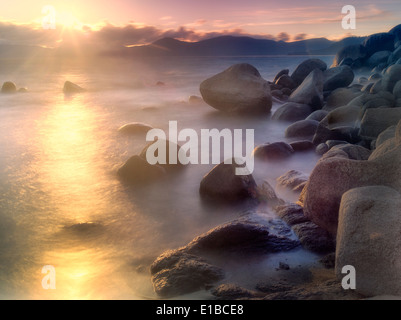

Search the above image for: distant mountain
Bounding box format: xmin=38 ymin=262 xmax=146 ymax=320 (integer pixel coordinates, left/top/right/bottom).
xmin=115 ymin=35 xmax=367 ymax=57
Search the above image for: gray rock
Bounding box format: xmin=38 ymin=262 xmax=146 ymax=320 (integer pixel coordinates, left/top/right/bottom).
xmin=292 ymin=221 xmax=336 ymax=253
xmin=274 ymin=203 xmax=310 ymax=226
xmin=117 ymin=155 xmax=166 ymax=184
xmin=253 ymin=142 xmax=294 ymax=160
xmin=388 ymin=46 xmax=401 ymax=65
xmin=363 ymin=32 xmax=395 ymax=57
xmin=332 ymin=44 xmax=367 ymax=67
xmin=275 ymin=74 xmax=296 ymax=89
xmin=139 ymin=140 xmax=184 ymax=172
xmin=271 ymin=102 xmax=312 ymax=122
xmin=273 ymin=69 xmax=289 ymax=83
xmin=291 ymin=59 xmax=327 ymax=87
xmin=323 ymin=66 xmax=354 ymax=91
xmin=1 ymin=81 xmax=17 ymax=94
xmin=290 ymin=140 xmax=315 ymax=152
xmin=382 ymin=64 xmax=401 ymax=92
xmin=276 ymin=170 xmax=309 ymax=192
xmin=329 ymin=144 xmax=372 ymax=161
xmin=367 ymin=50 xmax=392 ymax=67
xmin=369 ymin=79 xmax=383 ymax=94
xmin=336 ymin=186 xmax=401 ymax=297
xmin=315 ymin=143 xmax=329 ymax=155
xmin=285 ymin=119 xmax=319 ymax=138
xmin=150 ymin=250 xmax=224 ymax=298
xmin=324 ymin=87 xmax=362 ymax=111
xmin=368 ymin=73 xmax=382 ymax=81
xmin=306 ymin=110 xmax=329 ymax=122
xmin=199 ymin=160 xmax=258 ymax=203
xmin=118 ymin=122 xmax=153 ymax=134
xmin=376 ymin=125 xmax=396 ymax=147
xmin=393 ymin=80 xmax=401 ymax=100
xmin=199 ymin=63 xmax=272 ymax=115
xmin=289 ymin=69 xmax=324 ymax=109
xmin=359 ymin=107 xmax=401 ymax=139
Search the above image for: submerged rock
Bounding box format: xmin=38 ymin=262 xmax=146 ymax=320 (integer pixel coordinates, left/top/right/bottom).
xmin=63 ymin=81 xmax=85 ymax=94
xmin=1 ymin=81 xmax=17 ymax=94
xmin=199 ymin=63 xmax=272 ymax=115
xmin=253 ymin=142 xmax=294 ymax=160
xmin=276 ymin=170 xmax=308 ymax=193
xmin=117 ymin=155 xmax=166 ymax=184
xmin=118 ymin=122 xmax=153 ymax=134
xmin=150 ymin=250 xmax=224 ymax=298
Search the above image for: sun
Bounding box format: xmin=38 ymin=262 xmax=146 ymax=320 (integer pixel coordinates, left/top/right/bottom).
xmin=58 ymin=11 xmax=79 ymax=28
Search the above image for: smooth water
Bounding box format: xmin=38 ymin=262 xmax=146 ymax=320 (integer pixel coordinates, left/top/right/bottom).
xmin=0 ymin=54 xmax=334 ymax=299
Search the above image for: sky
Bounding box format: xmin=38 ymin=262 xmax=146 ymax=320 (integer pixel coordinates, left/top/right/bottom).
xmin=0 ymin=0 xmax=400 ymax=48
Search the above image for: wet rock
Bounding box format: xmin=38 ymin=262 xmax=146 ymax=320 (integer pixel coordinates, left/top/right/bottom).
xmin=17 ymin=87 xmax=28 ymax=93
xmin=256 ymin=180 xmax=284 ymax=206
xmin=212 ymin=284 xmax=263 ymax=300
xmin=275 ymin=74 xmax=296 ymax=90
xmin=1 ymin=81 xmax=17 ymax=94
xmin=199 ymin=161 xmax=258 ymax=203
xmin=319 ymin=252 xmax=336 ymax=269
xmin=199 ymin=63 xmax=272 ymax=115
xmin=359 ymin=107 xmax=401 ymax=140
xmin=117 ymin=155 xmax=166 ymax=184
xmin=292 ymin=221 xmax=336 ymax=253
xmin=285 ymin=119 xmax=319 ymax=139
xmin=290 ymin=59 xmax=327 ymax=87
xmin=336 ymin=186 xmax=401 ymax=297
xmin=323 ymin=66 xmax=354 ymax=92
xmin=276 ymin=170 xmax=308 ymax=192
xmin=306 ymin=110 xmax=328 ymax=122
xmin=118 ymin=122 xmax=153 ymax=134
xmin=274 ymin=203 xmax=310 ymax=226
xmin=271 ymin=102 xmax=312 ymax=122
xmin=150 ymin=250 xmax=224 ymax=298
xmin=328 ymin=144 xmax=372 ymax=161
xmin=289 ymin=69 xmax=324 ymax=110
xmin=63 ymin=81 xmax=85 ymax=94
xmin=253 ymin=142 xmax=294 ymax=161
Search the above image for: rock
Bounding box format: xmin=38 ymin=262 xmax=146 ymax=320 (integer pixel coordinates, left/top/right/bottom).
xmin=336 ymin=186 xmax=401 ymax=297
xmin=323 ymin=66 xmax=354 ymax=91
xmin=325 ymin=140 xmax=349 ymax=149
xmin=388 ymin=46 xmax=401 ymax=65
xmin=315 ymin=143 xmax=329 ymax=155
xmin=156 ymin=81 xmax=165 ymax=86
xmin=271 ymin=89 xmax=283 ymax=99
xmin=139 ymin=139 xmax=184 ymax=171
xmin=275 ymin=74 xmax=296 ymax=89
xmin=117 ymin=155 xmax=166 ymax=184
xmin=324 ymin=87 xmax=362 ymax=111
xmin=320 ymin=252 xmax=336 ymax=269
xmin=289 ymin=69 xmax=324 ymax=109
xmin=189 ymin=95 xmax=203 ymax=104
xmin=369 ymin=79 xmax=383 ymax=94
xmin=271 ymin=102 xmax=312 ymax=122
xmin=118 ymin=122 xmax=153 ymax=134
xmin=1 ymin=81 xmax=17 ymax=93
xmin=292 ymin=222 xmax=336 ymax=253
xmin=376 ymin=125 xmax=396 ymax=147
xmin=358 ymin=77 xmax=368 ymax=84
xmin=306 ymin=110 xmax=328 ymax=122
xmin=382 ymin=64 xmax=401 ymax=92
xmin=185 ymin=218 xmax=299 ymax=255
xmin=276 ymin=170 xmax=308 ymax=192
xmin=290 ymin=140 xmax=315 ymax=152
xmin=290 ymin=59 xmax=327 ymax=87
xmin=273 ymin=69 xmax=289 ymax=82
xmin=17 ymin=87 xmax=28 ymax=93
xmin=329 ymin=144 xmax=372 ymax=161
xmin=285 ymin=120 xmax=319 ymax=139
xmin=150 ymin=250 xmax=224 ymax=298
xmin=199 ymin=161 xmax=258 ymax=203
xmin=312 ymin=123 xmax=357 ymax=145
xmin=367 ymin=50 xmax=392 ymax=67
xmin=279 ymin=262 xmax=290 ymax=270
xmin=274 ymin=203 xmax=310 ymax=226
xmin=363 ymin=32 xmax=395 ymax=57
xmin=332 ymin=44 xmax=367 ymax=67
xmin=212 ymin=284 xmax=262 ymax=300
xmin=253 ymin=142 xmax=294 ymax=160
xmin=393 ymin=80 xmax=401 ymax=100
xmin=359 ymin=107 xmax=401 ymax=139
xmin=324 ymin=105 xmax=360 ymax=128
xmin=368 ymin=73 xmax=382 ymax=81
xmin=199 ymin=63 xmax=272 ymax=115
xmin=281 ymin=88 xmax=292 ymax=96
xmin=361 ymin=83 xmax=374 ymax=93
xmin=63 ymin=81 xmax=85 ymax=94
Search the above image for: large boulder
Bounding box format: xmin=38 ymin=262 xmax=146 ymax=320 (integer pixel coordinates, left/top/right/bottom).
xmin=271 ymin=102 xmax=312 ymax=122
xmin=276 ymin=170 xmax=309 ymax=192
xmin=324 ymin=87 xmax=363 ymax=111
xmin=323 ymin=66 xmax=354 ymax=92
xmin=336 ymin=186 xmax=401 ymax=297
xmin=253 ymin=142 xmax=294 ymax=160
xmin=289 ymin=69 xmax=324 ymax=110
xmin=331 ymin=45 xmax=367 ymax=67
xmin=275 ymin=74 xmax=296 ymax=89
xmin=290 ymin=59 xmax=327 ymax=87
xmin=199 ymin=63 xmax=272 ymax=115
xmin=367 ymin=51 xmax=392 ymax=68
xmin=150 ymin=250 xmax=224 ymax=298
xmin=199 ymin=160 xmax=258 ymax=203
xmin=359 ymin=107 xmax=401 ymax=140
xmin=285 ymin=119 xmax=319 ymax=139
xmin=363 ymin=32 xmax=395 ymax=57
xmin=117 ymin=155 xmax=166 ymax=184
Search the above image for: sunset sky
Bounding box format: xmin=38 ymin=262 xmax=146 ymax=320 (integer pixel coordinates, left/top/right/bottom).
xmin=0 ymin=0 xmax=400 ymax=47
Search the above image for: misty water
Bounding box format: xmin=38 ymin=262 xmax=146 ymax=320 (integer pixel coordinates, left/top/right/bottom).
xmin=0 ymin=54 xmax=334 ymax=299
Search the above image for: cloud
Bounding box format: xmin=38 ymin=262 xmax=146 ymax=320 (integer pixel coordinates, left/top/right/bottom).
xmin=294 ymin=33 xmax=307 ymax=41
xmin=277 ymin=32 xmax=290 ymax=42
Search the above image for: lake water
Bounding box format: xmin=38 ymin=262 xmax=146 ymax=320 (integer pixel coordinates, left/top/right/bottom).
xmin=0 ymin=54 xmax=334 ymax=299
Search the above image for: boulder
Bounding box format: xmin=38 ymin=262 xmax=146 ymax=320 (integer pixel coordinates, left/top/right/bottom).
xmin=336 ymin=186 xmax=401 ymax=297
xmin=290 ymin=59 xmax=327 ymax=87
xmin=118 ymin=122 xmax=153 ymax=134
xmin=292 ymin=221 xmax=336 ymax=253
xmin=323 ymin=66 xmax=354 ymax=91
xmin=382 ymin=64 xmax=401 ymax=92
xmin=1 ymin=81 xmax=17 ymax=94
xmin=199 ymin=63 xmax=272 ymax=115
xmin=274 ymin=203 xmax=310 ymax=226
xmin=273 ymin=69 xmax=289 ymax=83
xmin=324 ymin=87 xmax=362 ymax=111
xmin=290 ymin=140 xmax=315 ymax=152
xmin=139 ymin=139 xmax=184 ymax=171
xmin=324 ymin=105 xmax=360 ymax=129
xmin=363 ymin=32 xmax=395 ymax=57
xmin=393 ymin=80 xmax=401 ymax=100
xmin=275 ymin=74 xmax=296 ymax=89
xmin=117 ymin=155 xmax=166 ymax=184
xmin=253 ymin=142 xmax=294 ymax=161
xmin=199 ymin=160 xmax=258 ymax=203
xmin=271 ymin=102 xmax=312 ymax=122
xmin=150 ymin=250 xmax=224 ymax=298
xmin=285 ymin=119 xmax=319 ymax=139
xmin=332 ymin=44 xmax=367 ymax=67
xmin=376 ymin=125 xmax=396 ymax=147
xmin=212 ymin=284 xmax=262 ymax=300
xmin=289 ymin=69 xmax=324 ymax=109
xmin=388 ymin=46 xmax=401 ymax=65
xmin=189 ymin=95 xmax=203 ymax=104
xmin=63 ymin=81 xmax=85 ymax=94
xmin=367 ymin=51 xmax=392 ymax=67
xmin=359 ymin=107 xmax=401 ymax=139
xmin=306 ymin=110 xmax=328 ymax=122
xmin=276 ymin=170 xmax=309 ymax=192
